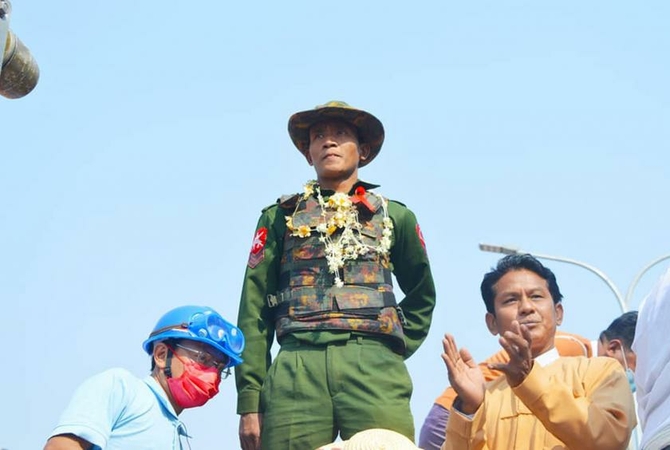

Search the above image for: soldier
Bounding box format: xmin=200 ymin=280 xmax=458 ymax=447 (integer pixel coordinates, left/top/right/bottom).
xmin=236 ymin=101 xmax=436 ymax=450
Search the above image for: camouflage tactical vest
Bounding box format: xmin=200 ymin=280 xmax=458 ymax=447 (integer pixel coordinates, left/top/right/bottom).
xmin=269 ymin=191 xmax=406 ymax=353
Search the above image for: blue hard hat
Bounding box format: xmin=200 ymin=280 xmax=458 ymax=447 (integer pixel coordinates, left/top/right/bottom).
xmin=142 ymin=305 xmax=244 ymax=368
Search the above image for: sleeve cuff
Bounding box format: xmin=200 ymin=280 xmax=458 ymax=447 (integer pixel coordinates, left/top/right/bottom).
xmin=511 ymin=362 xmax=547 ymax=406
xmin=236 ymin=390 xmax=261 ymax=415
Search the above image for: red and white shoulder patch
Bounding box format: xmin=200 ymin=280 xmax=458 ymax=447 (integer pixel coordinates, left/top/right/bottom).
xmin=416 ymin=223 xmax=427 ymax=252
xmin=247 ymin=227 xmax=268 ymax=268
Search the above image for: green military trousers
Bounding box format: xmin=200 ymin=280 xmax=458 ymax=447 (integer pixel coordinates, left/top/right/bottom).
xmin=259 ymin=335 xmax=415 ymax=450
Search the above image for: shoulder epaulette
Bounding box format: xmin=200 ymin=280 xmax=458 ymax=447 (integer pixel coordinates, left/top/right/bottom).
xmin=261 ymin=202 xmax=279 ymax=213
xmin=387 ymin=198 xmax=407 ymax=208
xmin=277 ymin=193 xmax=301 ymax=210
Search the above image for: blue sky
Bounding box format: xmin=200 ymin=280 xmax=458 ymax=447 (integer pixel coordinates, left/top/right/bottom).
xmin=3 ymin=1 xmax=669 ymax=448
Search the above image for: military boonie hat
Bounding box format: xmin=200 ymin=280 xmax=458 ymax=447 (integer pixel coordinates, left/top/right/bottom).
xmin=288 ymin=101 xmax=385 ymax=168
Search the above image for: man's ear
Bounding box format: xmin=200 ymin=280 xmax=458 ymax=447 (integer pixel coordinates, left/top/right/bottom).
xmin=554 ymin=302 xmax=564 ymax=326
xmin=606 ymin=339 xmax=622 ymax=357
xmin=153 ymin=342 xmax=169 ymax=369
xmin=485 ymin=312 xmax=499 ymax=336
xmin=358 ymin=143 xmax=371 ymax=164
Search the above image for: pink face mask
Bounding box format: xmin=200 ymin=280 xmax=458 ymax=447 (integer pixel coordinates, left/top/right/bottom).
xmin=166 ymin=353 xmax=221 ymax=409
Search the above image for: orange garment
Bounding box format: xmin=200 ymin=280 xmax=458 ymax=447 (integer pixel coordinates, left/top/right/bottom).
xmin=434 ymin=331 xmax=592 ymax=410
xmin=443 ymin=356 xmax=635 ymax=450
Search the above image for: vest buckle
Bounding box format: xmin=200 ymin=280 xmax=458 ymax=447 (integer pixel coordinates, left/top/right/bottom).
xmin=396 ymin=306 xmax=408 ymax=326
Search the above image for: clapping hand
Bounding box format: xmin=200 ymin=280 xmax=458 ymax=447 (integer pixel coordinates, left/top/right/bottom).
xmin=441 ymin=334 xmax=485 ymax=415
xmin=488 ymin=320 xmax=534 ymax=387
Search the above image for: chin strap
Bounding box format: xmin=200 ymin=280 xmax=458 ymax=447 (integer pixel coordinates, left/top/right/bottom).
xmin=164 ymin=348 xmax=173 ymax=378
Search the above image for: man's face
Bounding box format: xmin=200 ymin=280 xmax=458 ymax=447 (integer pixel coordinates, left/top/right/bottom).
xmin=485 ymin=269 xmax=564 ymax=358
xmin=306 ymin=120 xmax=370 ymax=188
xmin=153 ymin=340 xmax=226 ymax=413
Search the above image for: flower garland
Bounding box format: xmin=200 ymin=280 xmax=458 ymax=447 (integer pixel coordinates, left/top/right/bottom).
xmin=285 ymin=180 xmax=393 ymax=287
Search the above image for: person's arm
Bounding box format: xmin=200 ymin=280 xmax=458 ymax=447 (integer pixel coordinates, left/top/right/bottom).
xmin=513 ymin=357 xmax=636 ymax=450
xmin=387 ymin=201 xmax=436 ymax=358
xmin=442 ymin=405 xmax=489 ymax=450
xmin=238 ymin=412 xmax=263 ymax=450
xmin=44 ymin=434 xmax=92 ymax=450
xmin=235 ymin=205 xmax=283 ymax=450
xmin=418 ymin=403 xmax=450 ymax=450
xmin=435 ymin=350 xmax=508 ymax=410
xmin=44 ymin=369 xmax=135 ymax=450
xmin=443 ymin=323 xmax=535 ymax=450
xmin=428 ymin=350 xmax=507 ymax=449
xmin=440 ymin=334 xmax=488 ymax=450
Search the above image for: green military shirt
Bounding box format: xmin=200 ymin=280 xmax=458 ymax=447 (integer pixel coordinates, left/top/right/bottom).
xmin=235 ymin=181 xmax=436 ymax=414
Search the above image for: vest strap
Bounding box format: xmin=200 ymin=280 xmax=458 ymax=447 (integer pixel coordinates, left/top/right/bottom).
xmin=272 ymin=288 xmax=397 ymax=318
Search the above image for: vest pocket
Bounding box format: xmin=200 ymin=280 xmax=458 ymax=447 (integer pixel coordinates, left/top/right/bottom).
xmin=333 ymin=287 xmax=396 ymax=313
xmin=343 ymin=261 xmax=390 ymax=285
xmin=279 ymin=286 xmax=394 ymax=320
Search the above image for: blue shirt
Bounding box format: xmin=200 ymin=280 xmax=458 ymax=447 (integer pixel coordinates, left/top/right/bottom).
xmin=49 ymin=368 xmax=189 ymax=449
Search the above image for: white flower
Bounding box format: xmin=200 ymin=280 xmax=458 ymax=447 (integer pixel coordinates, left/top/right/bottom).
xmin=333 ymin=212 xmax=347 ymax=228
xmin=328 ymin=257 xmax=343 ymax=274
xmin=294 ymin=225 xmax=311 ymax=238
xmin=316 ymin=223 xmax=328 ymax=233
xmin=329 ymin=193 xmax=351 ymax=209
xmin=303 ymin=181 xmax=315 ymax=199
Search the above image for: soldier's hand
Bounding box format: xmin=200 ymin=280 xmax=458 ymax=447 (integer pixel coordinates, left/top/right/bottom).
xmin=239 ymin=412 xmax=262 ymax=450
xmin=441 ymin=334 xmax=485 ymax=414
xmin=488 ymin=321 xmax=534 ymax=387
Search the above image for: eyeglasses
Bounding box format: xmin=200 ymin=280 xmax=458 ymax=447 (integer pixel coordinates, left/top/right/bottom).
xmin=174 ymin=343 xmax=232 ymax=379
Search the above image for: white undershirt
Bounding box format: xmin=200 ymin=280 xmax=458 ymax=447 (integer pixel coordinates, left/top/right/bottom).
xmin=535 ymin=346 xmax=560 ymax=367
